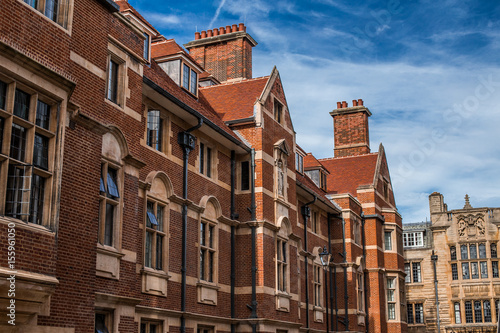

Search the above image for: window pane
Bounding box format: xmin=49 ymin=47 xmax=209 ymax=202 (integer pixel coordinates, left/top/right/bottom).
xmin=415 ymin=304 xmax=423 ymax=324
xmin=200 ymin=248 xmax=206 ymax=280
xmin=183 ymin=64 xmax=190 ymax=90
xmin=241 ymin=161 xmax=250 ymax=191
xmin=36 ymin=100 xmax=51 ymax=130
xmin=465 ymin=301 xmax=473 ymax=323
xmin=451 ymin=263 xmax=458 ymax=280
xmin=0 ymin=80 xmax=6 ymax=110
xmin=199 ymin=143 xmax=204 ymax=174
xmin=147 ymin=110 xmax=161 ymax=150
xmin=412 ymin=262 xmax=421 ymax=283
xmin=10 ymin=124 xmax=27 ymax=162
xmin=480 ymin=261 xmax=488 ymax=278
xmin=24 ymin=0 xmax=38 ymax=8
xmin=29 ymin=174 xmax=45 ymax=225
xmin=156 ymin=205 xmax=163 ymax=231
xmin=107 ymin=60 xmax=118 ymax=103
xmin=104 ymin=203 xmax=114 ymax=246
xmin=455 ymin=302 xmax=461 ymax=324
xmin=44 ymin=0 xmax=58 ymax=21
xmin=156 ymin=235 xmax=163 ymax=270
xmin=146 ymin=201 xmax=156 ymax=227
xmin=385 ymin=231 xmax=392 ymax=250
xmin=492 ymin=243 xmax=497 ymax=258
xmin=0 ymin=117 xmax=4 ymax=149
xmin=484 ymin=301 xmax=492 ymax=322
xmin=493 ymin=261 xmax=499 ymax=278
xmin=450 ymin=246 xmax=457 ymax=260
xmin=461 ymin=244 xmax=468 ymax=259
xmin=206 ymin=147 xmax=211 ymax=177
xmin=388 ymin=304 xmax=396 ymax=320
xmin=143 ymin=33 xmax=150 ymax=60
xmin=5 ymin=164 xmax=29 ymax=220
xmin=462 ymin=262 xmax=470 ymax=279
xmin=106 ymin=168 xmax=119 ymax=198
xmin=145 ymin=231 xmax=152 ymax=268
xmin=14 ymin=89 xmax=30 ymax=120
xmin=190 ymin=69 xmax=197 ymax=94
xmin=474 ymin=301 xmax=482 ymax=323
xmin=33 ymin=134 xmax=49 ymax=169
xmin=471 ymin=262 xmax=479 ymax=279
xmin=470 ymin=244 xmax=477 ymax=259
xmin=405 ymin=263 xmax=411 ymax=283
xmin=209 ymin=225 xmax=214 ymax=248
xmin=407 ymin=303 xmax=413 ymax=324
xmin=208 ymin=251 xmax=213 ymax=282
xmin=479 ymin=243 xmax=486 ymax=258
xmin=200 ymin=222 xmax=205 ymax=246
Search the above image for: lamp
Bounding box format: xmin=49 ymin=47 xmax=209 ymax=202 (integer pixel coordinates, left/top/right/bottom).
xmin=319 ymin=245 xmax=331 ymax=270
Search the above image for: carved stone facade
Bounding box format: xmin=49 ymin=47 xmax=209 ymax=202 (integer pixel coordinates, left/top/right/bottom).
xmin=404 ymin=192 xmax=500 ymax=332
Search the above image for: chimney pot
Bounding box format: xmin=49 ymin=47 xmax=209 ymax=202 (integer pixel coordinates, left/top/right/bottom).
xmin=195 ymin=32 xmax=201 ymax=40
xmin=226 ymin=25 xmax=231 ymax=33
xmin=352 ymin=99 xmax=358 ymax=106
xmin=201 ymin=31 xmax=207 ymax=38
xmin=239 ymin=23 xmax=245 ymax=31
xmin=342 ymin=101 xmax=348 ymax=108
xmin=219 ymin=27 xmax=225 ymax=34
xmin=207 ymin=30 xmax=213 ymax=37
xmin=232 ymin=24 xmax=237 ymax=32
xmin=213 ymin=28 xmax=219 ymax=36
xmin=358 ymin=99 xmax=363 ymax=106
xmin=337 ymin=102 xmax=342 ymax=108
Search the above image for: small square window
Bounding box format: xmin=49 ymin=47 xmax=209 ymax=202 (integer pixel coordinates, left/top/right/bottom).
xmin=147 ymin=110 xmax=162 ymax=151
xmin=384 ymin=231 xmax=392 ymax=251
xmin=199 ymin=143 xmax=212 ymax=178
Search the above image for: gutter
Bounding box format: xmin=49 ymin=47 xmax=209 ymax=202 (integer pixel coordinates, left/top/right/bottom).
xmin=178 ymin=117 xmax=203 ymax=333
xmin=143 ymin=76 xmax=251 ymax=152
xmin=301 ymin=196 xmax=317 ymax=329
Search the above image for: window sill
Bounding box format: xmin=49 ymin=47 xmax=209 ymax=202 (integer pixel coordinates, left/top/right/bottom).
xmin=141 ymin=268 xmax=170 ymax=296
xmin=197 ymin=281 xmax=219 ymax=305
xmin=0 ymin=216 xmax=54 ymax=235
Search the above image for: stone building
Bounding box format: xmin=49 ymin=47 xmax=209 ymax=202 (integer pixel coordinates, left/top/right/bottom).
xmin=404 ymin=192 xmax=500 ymax=332
xmin=0 ymin=0 xmax=404 ymax=332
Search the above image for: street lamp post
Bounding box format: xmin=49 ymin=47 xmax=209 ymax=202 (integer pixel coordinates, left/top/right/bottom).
xmin=319 ymin=246 xmax=332 ymax=333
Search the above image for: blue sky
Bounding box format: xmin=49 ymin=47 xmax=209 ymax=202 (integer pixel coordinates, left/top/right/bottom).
xmin=129 ymin=0 xmax=500 ymax=222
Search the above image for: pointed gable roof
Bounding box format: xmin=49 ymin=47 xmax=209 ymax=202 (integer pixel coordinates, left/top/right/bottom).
xmin=115 ymin=0 xmax=159 ymax=36
xmin=319 ymin=153 xmax=379 ymax=196
xmin=200 ymin=76 xmax=269 ymax=122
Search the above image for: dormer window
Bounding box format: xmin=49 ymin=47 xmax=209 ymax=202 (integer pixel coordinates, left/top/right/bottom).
xmin=305 ymin=169 xmax=327 ymax=191
xmin=182 ymin=64 xmax=198 ymax=95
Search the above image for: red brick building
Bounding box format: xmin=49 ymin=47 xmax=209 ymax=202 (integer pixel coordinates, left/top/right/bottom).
xmin=0 ymin=0 xmax=405 ymax=332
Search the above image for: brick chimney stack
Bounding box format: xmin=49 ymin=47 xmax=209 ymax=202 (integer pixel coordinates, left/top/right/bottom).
xmin=330 ymin=99 xmax=372 ymax=157
xmin=184 ymin=23 xmax=257 ymax=82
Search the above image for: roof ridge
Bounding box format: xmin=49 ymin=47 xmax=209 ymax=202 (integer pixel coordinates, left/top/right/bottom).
xmin=318 ymin=152 xmax=378 ymax=161
xmin=152 ymin=39 xmax=176 ymax=45
xmin=199 ymin=75 xmax=270 ymax=89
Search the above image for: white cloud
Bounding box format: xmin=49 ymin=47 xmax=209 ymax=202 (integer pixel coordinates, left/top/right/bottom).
xmin=144 ymin=12 xmax=181 ymax=27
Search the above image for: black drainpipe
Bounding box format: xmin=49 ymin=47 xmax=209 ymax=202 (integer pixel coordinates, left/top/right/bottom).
xmin=178 ymin=118 xmax=203 ymax=333
xmin=327 ymin=213 xmax=335 ymax=331
xmin=247 ymin=149 xmax=258 ymax=333
xmin=230 ymin=150 xmax=238 ymax=333
xmin=361 ymin=213 xmax=369 ymax=333
xmin=301 ymin=196 xmax=317 ymax=330
xmin=341 ymin=215 xmax=349 ymax=331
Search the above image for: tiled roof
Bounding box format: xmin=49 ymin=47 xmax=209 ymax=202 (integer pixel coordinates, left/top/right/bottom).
xmin=143 ymin=60 xmax=242 ymax=144
xmin=151 ymin=39 xmax=184 ymax=58
xmin=319 ymin=153 xmax=379 ymax=196
xmin=115 ymin=0 xmax=159 ymax=36
xmin=200 ymin=77 xmax=269 ymax=122
xmin=304 ymin=153 xmax=323 ymax=169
